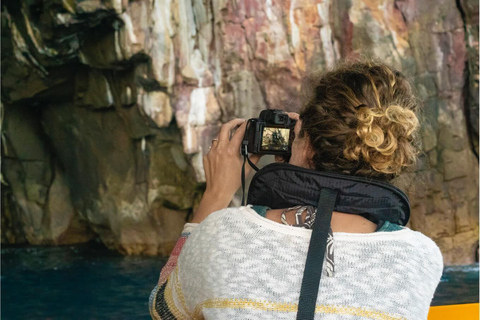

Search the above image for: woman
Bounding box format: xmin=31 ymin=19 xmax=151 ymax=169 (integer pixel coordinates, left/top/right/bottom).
xmin=149 ymin=61 xmax=443 ymax=320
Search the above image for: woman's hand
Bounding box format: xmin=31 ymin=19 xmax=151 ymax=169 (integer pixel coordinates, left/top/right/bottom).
xmin=191 ymin=119 xmax=261 ymax=223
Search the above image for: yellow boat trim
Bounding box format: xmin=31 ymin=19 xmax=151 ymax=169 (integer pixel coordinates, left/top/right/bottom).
xmin=428 ymin=303 xmax=479 ymax=320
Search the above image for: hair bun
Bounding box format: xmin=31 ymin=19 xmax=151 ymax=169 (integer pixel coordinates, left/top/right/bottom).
xmin=299 ymin=60 xmax=420 ymax=181
xmin=385 ymin=105 xmax=418 ymax=136
xmin=344 ymin=104 xmax=419 ymax=174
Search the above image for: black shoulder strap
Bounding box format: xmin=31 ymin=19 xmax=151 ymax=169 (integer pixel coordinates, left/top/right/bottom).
xmin=296 ymin=188 xmax=338 ymax=320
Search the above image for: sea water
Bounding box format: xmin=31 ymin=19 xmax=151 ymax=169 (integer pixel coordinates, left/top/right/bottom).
xmin=1 ymin=242 xmax=478 ymax=319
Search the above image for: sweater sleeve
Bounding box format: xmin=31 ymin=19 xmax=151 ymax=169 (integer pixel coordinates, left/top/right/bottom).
xmin=149 ymin=223 xmax=198 ymax=320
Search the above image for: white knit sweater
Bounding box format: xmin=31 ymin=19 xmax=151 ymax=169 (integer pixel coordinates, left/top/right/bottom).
xmin=149 ymin=206 xmax=443 ymax=320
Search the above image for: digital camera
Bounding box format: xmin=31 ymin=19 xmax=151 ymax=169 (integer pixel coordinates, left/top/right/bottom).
xmin=242 ymin=109 xmax=296 ymax=156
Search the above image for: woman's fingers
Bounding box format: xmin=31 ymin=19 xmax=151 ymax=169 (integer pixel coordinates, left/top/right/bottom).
xmin=229 ymin=120 xmax=247 ymax=148
xmin=218 ymin=119 xmax=246 ymax=146
xmin=210 ymin=138 xmax=219 ymax=149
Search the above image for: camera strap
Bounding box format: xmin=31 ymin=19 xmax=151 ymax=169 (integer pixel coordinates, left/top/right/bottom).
xmin=241 ymin=142 xmax=259 ymax=206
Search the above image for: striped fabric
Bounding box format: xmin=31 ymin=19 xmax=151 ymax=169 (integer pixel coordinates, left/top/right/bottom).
xmin=150 ymin=227 xmax=194 ymax=320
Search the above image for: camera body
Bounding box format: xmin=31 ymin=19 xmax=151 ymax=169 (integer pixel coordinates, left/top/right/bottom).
xmin=242 ymin=109 xmax=296 ymax=156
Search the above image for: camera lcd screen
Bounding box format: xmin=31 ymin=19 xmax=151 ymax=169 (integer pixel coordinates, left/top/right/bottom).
xmin=261 ymin=127 xmax=291 ymax=151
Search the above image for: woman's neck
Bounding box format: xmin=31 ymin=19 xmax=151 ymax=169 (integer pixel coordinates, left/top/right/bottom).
xmin=265 ymin=208 xmax=378 ymax=233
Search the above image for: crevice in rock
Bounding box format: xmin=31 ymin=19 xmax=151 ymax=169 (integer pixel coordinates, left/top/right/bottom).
xmin=455 ymin=0 xmax=479 ymax=159
xmin=394 ymin=1 xmax=409 ymax=27
xmin=455 ymin=0 xmax=467 ymax=25
xmin=460 ymin=60 xmax=479 ymax=159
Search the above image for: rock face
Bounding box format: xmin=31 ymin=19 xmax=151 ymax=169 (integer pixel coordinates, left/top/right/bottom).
xmin=1 ymin=0 xmax=478 ymax=263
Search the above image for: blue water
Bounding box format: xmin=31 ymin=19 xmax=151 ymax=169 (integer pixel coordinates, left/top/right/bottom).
xmin=432 ymin=263 xmax=480 ymax=306
xmin=1 ymin=242 xmax=167 ymax=319
xmin=1 ymin=242 xmax=478 ymax=319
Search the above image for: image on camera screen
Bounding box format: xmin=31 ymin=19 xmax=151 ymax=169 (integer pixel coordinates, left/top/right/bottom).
xmin=261 ymin=127 xmax=290 ymax=151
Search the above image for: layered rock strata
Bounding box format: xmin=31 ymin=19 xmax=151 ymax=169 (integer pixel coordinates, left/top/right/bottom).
xmin=1 ymin=0 xmax=478 ymax=263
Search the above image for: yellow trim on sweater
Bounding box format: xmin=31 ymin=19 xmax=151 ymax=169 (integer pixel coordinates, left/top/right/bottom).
xmin=192 ymin=298 xmax=406 ymax=320
xmin=164 ymin=276 xmax=189 ymax=320
xmin=173 ymin=267 xmax=193 ymax=318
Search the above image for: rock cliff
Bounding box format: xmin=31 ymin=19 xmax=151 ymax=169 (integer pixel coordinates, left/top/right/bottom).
xmin=1 ymin=0 xmax=478 ymax=263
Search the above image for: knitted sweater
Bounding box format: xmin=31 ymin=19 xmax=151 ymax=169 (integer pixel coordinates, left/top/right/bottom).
xmin=149 ymin=206 xmax=443 ymax=320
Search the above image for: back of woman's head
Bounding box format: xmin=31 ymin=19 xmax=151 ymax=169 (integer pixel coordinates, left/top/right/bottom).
xmin=299 ymin=60 xmax=420 ymax=182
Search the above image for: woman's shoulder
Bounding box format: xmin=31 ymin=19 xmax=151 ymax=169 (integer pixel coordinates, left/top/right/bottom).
xmin=198 ymin=206 xmax=249 ymax=224
xmin=397 ymin=227 xmax=443 ymax=254
xmin=397 ymin=227 xmax=444 ymax=275
xmin=374 ymin=225 xmax=443 ymax=259
xmin=185 ymin=206 xmax=253 ymax=235
xmin=183 ymin=207 xmax=444 ymax=281
xmin=191 ymin=206 xmax=443 ymax=263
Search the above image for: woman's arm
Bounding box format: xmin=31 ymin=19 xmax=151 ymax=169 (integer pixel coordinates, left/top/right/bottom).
xmin=149 ymin=119 xmax=261 ymax=319
xmin=192 ymin=112 xmax=298 ymax=223
xmin=191 ymin=118 xmax=260 ymax=224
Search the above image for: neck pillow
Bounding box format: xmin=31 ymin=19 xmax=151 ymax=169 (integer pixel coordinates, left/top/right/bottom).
xmin=247 ymin=163 xmax=410 ymax=226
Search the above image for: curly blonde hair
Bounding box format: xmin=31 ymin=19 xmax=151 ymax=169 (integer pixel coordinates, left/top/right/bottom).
xmin=299 ymin=60 xmax=420 ymax=182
